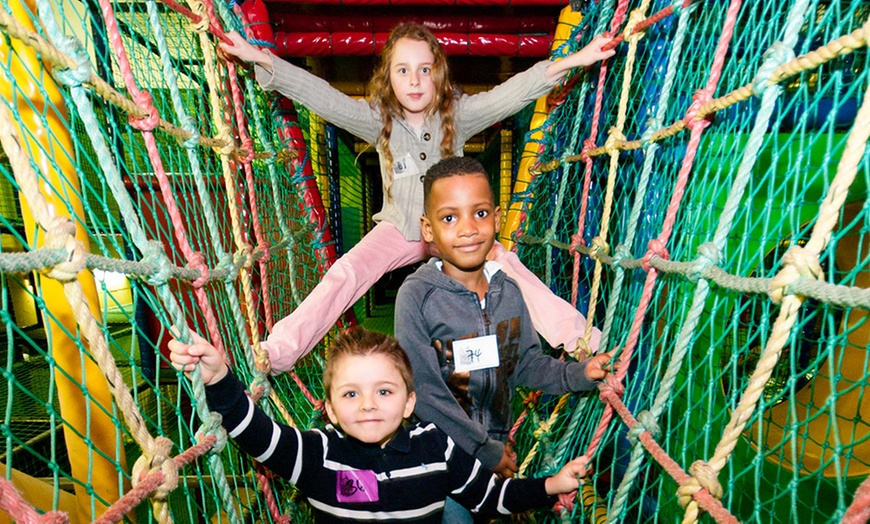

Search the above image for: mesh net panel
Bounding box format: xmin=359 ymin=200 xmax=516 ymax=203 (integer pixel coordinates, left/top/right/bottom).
xmin=0 ymin=0 xmax=869 ymax=522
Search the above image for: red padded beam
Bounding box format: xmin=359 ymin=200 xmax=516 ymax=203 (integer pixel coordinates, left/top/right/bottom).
xmin=274 ymin=31 xmax=552 ymax=56
xmin=270 ymin=13 xmax=557 ymax=33
xmin=266 ymin=0 xmax=566 ymax=4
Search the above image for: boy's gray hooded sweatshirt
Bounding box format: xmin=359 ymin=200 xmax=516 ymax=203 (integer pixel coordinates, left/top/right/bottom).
xmin=395 ymin=259 xmax=597 ymax=470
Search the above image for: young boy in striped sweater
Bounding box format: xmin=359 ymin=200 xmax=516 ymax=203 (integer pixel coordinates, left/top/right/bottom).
xmin=169 ymin=327 xmax=589 ymax=523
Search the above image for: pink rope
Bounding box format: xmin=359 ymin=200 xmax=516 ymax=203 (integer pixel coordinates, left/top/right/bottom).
xmin=257 ymin=467 xmax=292 ymax=524
xmin=842 ymin=473 xmax=870 ymax=523
xmin=201 ymin=0 xmax=275 ymax=333
xmin=225 ymin=9 xmax=321 ymax=412
xmin=98 ymin=0 xmax=225 ymax=353
xmin=156 ymin=0 xmax=233 ymax=44
xmin=507 ymin=390 xmax=540 ymax=443
xmin=0 ymin=478 xmax=69 ymax=523
xmin=579 ymin=0 xmax=745 ymax=515
xmin=570 ymin=1 xmax=629 ymax=308
xmin=600 ymin=389 xmax=739 ymax=524
xmin=93 ymin=436 xmax=215 ymax=523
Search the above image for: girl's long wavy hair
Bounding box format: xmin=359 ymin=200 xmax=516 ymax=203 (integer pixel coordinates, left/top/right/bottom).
xmin=367 ymin=23 xmax=456 ymax=199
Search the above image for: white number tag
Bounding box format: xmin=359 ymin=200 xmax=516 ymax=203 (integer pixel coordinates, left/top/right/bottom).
xmin=453 ymin=335 xmax=500 ymax=373
xmin=393 ymin=153 xmax=421 ymax=180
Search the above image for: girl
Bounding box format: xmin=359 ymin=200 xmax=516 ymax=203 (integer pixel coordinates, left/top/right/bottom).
xmin=168 ymin=327 xmax=592 ymax=522
xmin=220 ymin=23 xmax=615 ymax=373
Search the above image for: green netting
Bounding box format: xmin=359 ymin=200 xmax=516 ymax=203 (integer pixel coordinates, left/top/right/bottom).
xmin=508 ymin=1 xmax=870 ymax=522
xmin=0 ymin=0 xmax=869 ymax=522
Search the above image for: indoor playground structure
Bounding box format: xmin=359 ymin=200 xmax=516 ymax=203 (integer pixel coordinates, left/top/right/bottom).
xmin=0 ymin=0 xmax=869 ymax=521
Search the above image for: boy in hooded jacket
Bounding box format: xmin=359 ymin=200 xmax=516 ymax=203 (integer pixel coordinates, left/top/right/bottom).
xmin=395 ymin=157 xmax=617 ymax=481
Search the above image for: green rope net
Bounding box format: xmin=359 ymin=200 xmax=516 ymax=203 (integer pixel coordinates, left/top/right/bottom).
xmin=0 ymin=0 xmax=868 ymax=522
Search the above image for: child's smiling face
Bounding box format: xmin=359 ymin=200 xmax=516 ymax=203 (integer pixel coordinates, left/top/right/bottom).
xmin=421 ymin=172 xmax=500 ymax=282
xmin=324 ymin=353 xmax=416 ymax=447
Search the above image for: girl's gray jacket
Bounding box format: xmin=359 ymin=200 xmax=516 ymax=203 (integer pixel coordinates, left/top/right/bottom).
xmin=394 ymin=259 xmax=597 ymax=470
xmin=255 ymin=55 xmax=553 ymax=241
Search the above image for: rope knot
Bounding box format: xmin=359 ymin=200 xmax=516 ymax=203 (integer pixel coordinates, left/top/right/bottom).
xmin=142 ymin=240 xmax=173 ymax=287
xmin=53 ymin=36 xmax=91 ymax=87
xmin=569 ymin=233 xmax=585 ymax=254
xmin=235 ymin=137 xmax=255 ymax=164
xmin=239 ymin=243 xmax=256 ymax=267
xmin=129 ymin=90 xmax=160 ymax=132
xmin=543 ymin=228 xmax=555 ymax=243
xmin=179 ymin=114 xmax=201 ymax=149
xmin=642 ymin=238 xmax=669 ymax=272
xmin=623 ymin=9 xmax=647 ymax=43
xmin=247 ymin=375 xmax=271 ymax=403
xmin=627 ymin=410 xmax=661 ymax=445
xmin=42 ymin=216 xmax=85 ymax=282
xmin=684 ymin=89 xmax=714 ymax=131
xmin=687 ymin=460 xmax=724 ymax=501
xmin=186 ymin=251 xmax=210 ymax=288
xmin=523 ymin=390 xmax=542 ymax=408
xmin=218 ymin=253 xmax=241 ymax=283
xmin=752 ymin=42 xmax=794 ymax=97
xmin=589 ymin=236 xmax=610 ymax=262
xmin=641 ymin=117 xmax=663 ymax=149
xmin=688 ymin=242 xmax=721 ymax=283
xmin=197 ymin=411 xmax=228 ymax=454
xmin=604 ymin=127 xmax=626 ymax=154
xmin=580 ymin=137 xmax=596 ymax=162
xmin=533 ymin=420 xmax=552 ymax=440
xmin=215 ymin=128 xmax=238 ymax=157
xmin=612 ymin=244 xmax=632 ymax=268
xmin=598 ymin=382 xmax=621 ymax=402
xmin=257 ymin=240 xmax=271 ymax=263
xmin=275 ymin=148 xmax=298 ymax=164
xmin=254 ymin=346 xmax=274 ymax=375
xmin=132 ymin=436 xmax=178 ymax=501
xmin=574 ymin=336 xmax=592 ymax=358
xmin=187 ymin=0 xmax=209 ymax=33
xmin=768 ymin=244 xmax=823 ymax=303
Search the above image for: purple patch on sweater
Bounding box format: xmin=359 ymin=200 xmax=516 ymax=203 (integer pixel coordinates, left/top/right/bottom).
xmin=336 ymin=469 xmax=379 ymax=503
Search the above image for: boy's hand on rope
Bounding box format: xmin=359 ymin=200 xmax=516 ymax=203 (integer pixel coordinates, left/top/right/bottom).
xmin=584 ymin=349 xmax=625 ymax=396
xmin=168 ymin=331 xmax=229 ymax=386
xmin=545 ymin=456 xmax=590 ymax=495
xmin=219 ymin=31 xmax=274 ymax=72
xmin=492 ymin=444 xmax=519 ymax=479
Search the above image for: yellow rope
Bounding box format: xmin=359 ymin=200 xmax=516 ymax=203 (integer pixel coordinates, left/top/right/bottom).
xmin=582 ymin=6 xmax=650 ymax=352
xmin=532 ymin=21 xmax=869 ymax=173
xmin=517 ymin=393 xmax=571 ymax=476
xmin=0 ymin=92 xmax=178 ymax=521
xmin=0 ymin=7 xmax=281 ymax=161
xmin=189 ymin=0 xmax=292 ymax=426
xmin=684 ymin=25 xmax=870 ymax=516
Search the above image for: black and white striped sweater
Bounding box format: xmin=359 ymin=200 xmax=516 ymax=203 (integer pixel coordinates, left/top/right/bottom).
xmin=205 ymin=371 xmax=555 ymax=523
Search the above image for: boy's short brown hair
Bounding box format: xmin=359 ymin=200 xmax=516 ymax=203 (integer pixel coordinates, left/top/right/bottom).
xmin=422 ymin=156 xmax=495 ymax=212
xmin=322 ymin=327 xmax=415 ymax=401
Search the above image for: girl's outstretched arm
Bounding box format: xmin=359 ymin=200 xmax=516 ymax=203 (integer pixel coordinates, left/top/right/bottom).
xmin=219 ymin=31 xmax=274 ymax=72
xmin=545 ymin=34 xmax=616 ymax=83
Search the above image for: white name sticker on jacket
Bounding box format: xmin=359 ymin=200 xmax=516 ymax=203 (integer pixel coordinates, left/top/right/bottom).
xmin=393 ymin=153 xmax=421 ymax=180
xmin=453 ymin=334 xmax=500 ymax=373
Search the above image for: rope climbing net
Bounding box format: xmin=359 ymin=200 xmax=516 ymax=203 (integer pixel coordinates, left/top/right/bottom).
xmin=0 ymin=0 xmax=867 ymax=522
xmin=506 ymin=0 xmax=870 ymax=522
